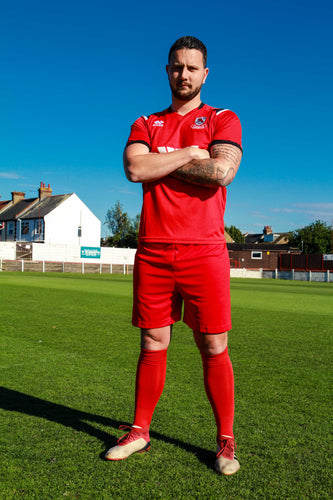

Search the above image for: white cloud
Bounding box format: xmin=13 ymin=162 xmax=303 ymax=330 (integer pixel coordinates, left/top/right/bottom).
xmin=272 ymin=203 xmax=333 ymax=219
xmin=0 ymin=172 xmax=20 ymax=179
xmin=293 ymin=203 xmax=333 ymax=209
xmin=271 ymin=208 xmax=294 ymax=213
xmin=251 ymin=211 xmax=272 ymax=220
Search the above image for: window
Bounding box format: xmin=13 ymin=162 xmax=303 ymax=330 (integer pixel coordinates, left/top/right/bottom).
xmin=251 ymin=251 xmax=262 ymax=259
xmin=7 ymin=222 xmax=14 ymax=235
xmin=78 ymin=226 xmax=82 ymax=237
xmin=21 ymin=222 xmax=30 ymax=235
xmin=36 ymin=220 xmax=43 ymax=234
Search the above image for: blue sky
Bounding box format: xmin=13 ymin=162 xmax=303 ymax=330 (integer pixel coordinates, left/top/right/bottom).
xmin=1 ymin=0 xmax=332 ymax=238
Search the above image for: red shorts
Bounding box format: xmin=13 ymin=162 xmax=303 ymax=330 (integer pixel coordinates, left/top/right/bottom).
xmin=132 ymin=243 xmax=231 ymax=333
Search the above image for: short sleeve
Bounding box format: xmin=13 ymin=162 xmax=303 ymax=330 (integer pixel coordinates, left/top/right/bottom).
xmin=210 ymin=110 xmax=242 ymax=152
xmin=126 ymin=116 xmax=151 ymax=150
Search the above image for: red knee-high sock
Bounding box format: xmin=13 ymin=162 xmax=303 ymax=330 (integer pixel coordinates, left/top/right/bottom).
xmin=201 ymin=347 xmax=235 ymax=437
xmin=133 ymin=348 xmax=168 ymax=428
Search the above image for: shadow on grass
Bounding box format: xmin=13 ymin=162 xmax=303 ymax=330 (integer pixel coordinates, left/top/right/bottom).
xmin=1 ymin=387 xmax=215 ymax=470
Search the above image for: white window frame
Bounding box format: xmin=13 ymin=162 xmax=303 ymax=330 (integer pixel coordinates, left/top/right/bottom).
xmin=36 ymin=219 xmax=43 ymax=235
xmin=251 ymin=251 xmax=263 ymax=259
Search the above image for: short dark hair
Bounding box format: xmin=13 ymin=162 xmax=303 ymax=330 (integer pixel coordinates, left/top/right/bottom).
xmin=168 ymin=36 xmax=207 ymax=67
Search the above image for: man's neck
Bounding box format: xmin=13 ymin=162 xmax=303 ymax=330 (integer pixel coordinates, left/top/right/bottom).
xmin=171 ymin=95 xmax=202 ymax=115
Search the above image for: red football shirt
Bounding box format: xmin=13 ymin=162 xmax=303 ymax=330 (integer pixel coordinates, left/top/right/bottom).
xmin=126 ymin=103 xmax=242 ymax=244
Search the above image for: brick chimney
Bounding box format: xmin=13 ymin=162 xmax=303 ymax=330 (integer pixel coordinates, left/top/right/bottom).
xmin=38 ymin=182 xmax=52 ymax=200
xmin=11 ymin=191 xmax=25 ymax=204
xmin=263 ymin=225 xmax=273 ymax=235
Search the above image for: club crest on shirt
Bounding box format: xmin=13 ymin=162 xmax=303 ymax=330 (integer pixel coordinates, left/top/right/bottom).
xmin=153 ymin=120 xmax=164 ymax=127
xmin=191 ymin=117 xmax=207 ymax=129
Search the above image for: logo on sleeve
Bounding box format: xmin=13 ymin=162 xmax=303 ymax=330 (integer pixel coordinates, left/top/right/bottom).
xmin=191 ymin=117 xmax=207 ymax=129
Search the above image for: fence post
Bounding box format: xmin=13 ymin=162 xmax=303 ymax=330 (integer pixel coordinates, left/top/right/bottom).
xmin=82 ymin=262 xmax=84 ymax=274
xmin=63 ymin=262 xmax=65 ymax=273
xmin=309 ymin=270 xmax=312 ymax=282
xmin=327 ymin=270 xmax=330 ymax=283
xmin=22 ymin=260 xmax=24 ymax=272
xmin=123 ymin=263 xmax=126 ymax=275
xmin=43 ymin=261 xmax=45 ymax=273
xmin=275 ymin=268 xmax=278 ymax=279
xmin=292 ymin=269 xmax=294 ymax=280
xmin=110 ymin=263 xmax=112 ymax=274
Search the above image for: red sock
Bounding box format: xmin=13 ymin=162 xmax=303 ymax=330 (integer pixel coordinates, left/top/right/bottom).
xmin=133 ymin=348 xmax=168 ymax=428
xmin=201 ymin=347 xmax=234 ymax=437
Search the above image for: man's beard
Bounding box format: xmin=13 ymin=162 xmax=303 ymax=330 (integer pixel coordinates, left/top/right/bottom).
xmin=170 ymin=82 xmax=203 ymax=102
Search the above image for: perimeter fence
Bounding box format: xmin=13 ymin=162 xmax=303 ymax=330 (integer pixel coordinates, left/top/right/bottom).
xmin=2 ymin=258 xmax=332 ymax=282
xmin=0 ymin=259 xmax=133 ymax=274
xmin=279 ymin=253 xmax=333 ymax=272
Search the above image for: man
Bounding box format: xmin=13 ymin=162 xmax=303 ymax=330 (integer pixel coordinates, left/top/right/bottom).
xmin=105 ymin=36 xmax=243 ymax=476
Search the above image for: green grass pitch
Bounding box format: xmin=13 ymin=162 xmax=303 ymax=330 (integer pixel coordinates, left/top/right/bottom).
xmin=0 ymin=273 xmax=332 ymax=499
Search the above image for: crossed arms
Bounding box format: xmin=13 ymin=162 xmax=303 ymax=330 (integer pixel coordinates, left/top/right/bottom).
xmin=123 ymin=142 xmax=242 ymax=188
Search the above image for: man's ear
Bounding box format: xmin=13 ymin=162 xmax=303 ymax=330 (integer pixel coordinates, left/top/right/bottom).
xmin=203 ymin=67 xmax=209 ymax=84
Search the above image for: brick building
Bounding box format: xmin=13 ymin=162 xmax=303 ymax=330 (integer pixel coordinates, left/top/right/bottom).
xmin=227 ymin=226 xmax=300 ymax=269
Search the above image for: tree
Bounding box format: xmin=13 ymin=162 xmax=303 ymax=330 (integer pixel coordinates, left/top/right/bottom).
xmin=225 ymin=225 xmax=245 ymax=243
xmin=104 ymin=201 xmax=140 ymax=248
xmin=288 ymin=220 xmax=332 ymax=254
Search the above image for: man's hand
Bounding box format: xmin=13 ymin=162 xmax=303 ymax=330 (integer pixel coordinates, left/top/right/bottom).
xmin=187 ymin=147 xmax=211 ymax=161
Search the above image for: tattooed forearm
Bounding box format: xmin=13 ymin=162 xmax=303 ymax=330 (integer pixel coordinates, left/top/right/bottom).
xmin=171 ymin=159 xmax=234 ymax=187
xmin=170 ymin=143 xmax=242 ymax=187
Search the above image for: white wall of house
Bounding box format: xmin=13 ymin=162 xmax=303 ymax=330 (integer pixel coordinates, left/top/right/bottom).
xmin=44 ymin=194 xmax=101 ymax=246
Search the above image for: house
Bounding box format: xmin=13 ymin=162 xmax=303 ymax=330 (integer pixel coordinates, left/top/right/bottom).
xmin=0 ymin=182 xmax=101 ymax=247
xmin=243 ymin=225 xmax=289 ymax=245
xmin=228 ymin=226 xmax=299 ymax=270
